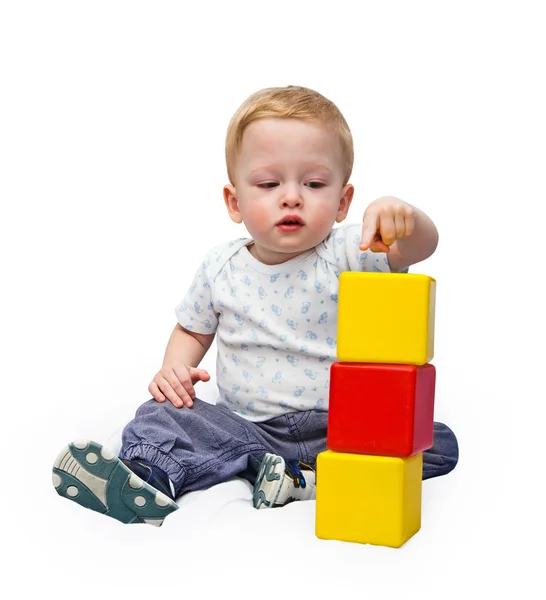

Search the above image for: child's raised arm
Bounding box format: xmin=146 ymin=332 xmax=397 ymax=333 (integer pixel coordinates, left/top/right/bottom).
xmin=359 ymin=196 xmax=439 ymax=271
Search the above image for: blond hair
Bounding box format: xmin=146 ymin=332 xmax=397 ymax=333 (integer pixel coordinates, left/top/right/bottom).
xmin=225 ymin=85 xmax=354 ymax=185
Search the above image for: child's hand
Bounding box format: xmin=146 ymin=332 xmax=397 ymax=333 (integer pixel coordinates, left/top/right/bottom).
xmin=360 ymin=196 xmax=415 ymax=253
xmin=149 ymin=364 xmax=211 ymax=408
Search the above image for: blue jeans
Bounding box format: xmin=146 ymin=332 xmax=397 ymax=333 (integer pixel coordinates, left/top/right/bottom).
xmin=120 ymin=398 xmax=459 ymax=497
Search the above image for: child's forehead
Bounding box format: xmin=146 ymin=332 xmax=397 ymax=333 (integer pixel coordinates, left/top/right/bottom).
xmin=243 ymin=116 xmax=333 ymax=140
xmin=232 ymin=119 xmax=344 ymax=178
xmin=240 ymin=118 xmax=341 ymax=157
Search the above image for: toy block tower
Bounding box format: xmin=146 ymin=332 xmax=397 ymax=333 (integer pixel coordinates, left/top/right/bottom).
xmin=315 ymin=272 xmax=437 ymax=548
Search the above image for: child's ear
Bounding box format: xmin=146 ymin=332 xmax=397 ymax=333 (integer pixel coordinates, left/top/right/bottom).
xmin=335 ymin=184 xmax=354 ymax=223
xmin=223 ymin=185 xmax=243 ymax=224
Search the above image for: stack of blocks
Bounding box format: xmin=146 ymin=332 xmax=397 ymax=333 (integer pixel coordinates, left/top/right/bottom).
xmin=315 ymin=272 xmax=437 ymax=548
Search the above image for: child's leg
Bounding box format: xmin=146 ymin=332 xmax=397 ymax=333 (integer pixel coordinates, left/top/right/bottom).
xmin=248 ymin=409 xmax=329 ymax=508
xmin=249 ymin=412 xmax=459 ymax=508
xmin=275 ymin=412 xmax=459 ymax=481
xmin=118 ymin=398 xmax=301 ymax=497
xmin=422 ymin=421 xmax=459 ymax=479
xmin=53 ymin=398 xmax=292 ymax=524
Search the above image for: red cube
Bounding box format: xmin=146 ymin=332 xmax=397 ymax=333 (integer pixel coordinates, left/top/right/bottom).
xmin=327 ymin=362 xmax=436 ymax=457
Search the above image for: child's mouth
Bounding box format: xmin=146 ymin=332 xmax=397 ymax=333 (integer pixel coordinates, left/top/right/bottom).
xmin=277 ymin=223 xmax=303 ymax=232
xmin=277 ymin=217 xmax=304 ymax=232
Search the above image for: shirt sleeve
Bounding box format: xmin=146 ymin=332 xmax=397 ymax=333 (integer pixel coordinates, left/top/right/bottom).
xmin=318 ymin=223 xmax=404 ymax=273
xmin=175 ymin=253 xmax=219 ymax=335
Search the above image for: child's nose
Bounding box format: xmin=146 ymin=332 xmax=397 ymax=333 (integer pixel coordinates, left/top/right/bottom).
xmin=281 ymin=184 xmax=303 ymax=207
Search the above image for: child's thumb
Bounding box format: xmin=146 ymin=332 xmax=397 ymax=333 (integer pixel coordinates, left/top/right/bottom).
xmin=192 ymin=368 xmax=210 ymax=381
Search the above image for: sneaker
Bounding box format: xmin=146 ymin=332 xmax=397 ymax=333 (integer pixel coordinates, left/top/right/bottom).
xmin=120 ymin=457 xmax=176 ymax=501
xmin=252 ymin=453 xmax=316 ymax=509
xmin=52 ymin=440 xmax=178 ymax=526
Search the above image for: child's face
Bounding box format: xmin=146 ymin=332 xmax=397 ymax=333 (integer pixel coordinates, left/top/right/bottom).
xmin=224 ymin=118 xmax=354 ymax=265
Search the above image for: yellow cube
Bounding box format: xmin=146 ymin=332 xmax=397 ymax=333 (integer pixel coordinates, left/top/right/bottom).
xmin=337 ymin=272 xmax=436 ymax=365
xmin=315 ymin=450 xmax=422 ymax=548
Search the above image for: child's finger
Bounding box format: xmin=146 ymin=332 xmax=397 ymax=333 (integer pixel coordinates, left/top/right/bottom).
xmin=166 ymin=369 xmax=194 ymax=407
xmin=149 ymin=381 xmax=166 ymax=403
xmin=394 ymin=212 xmax=408 ymax=238
xmin=188 ymin=368 xmax=211 ymax=385
xmin=378 ymin=214 xmax=397 ymax=247
xmin=360 ymin=211 xmax=379 ymax=250
xmin=197 ymin=369 xmax=211 ymax=382
xmin=370 ymin=238 xmax=391 ymax=253
xmin=156 ymin=382 xmax=184 ymax=408
xmin=404 ymin=212 xmax=415 ymax=237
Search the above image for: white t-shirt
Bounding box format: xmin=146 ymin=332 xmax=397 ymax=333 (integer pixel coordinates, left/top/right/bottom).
xmin=176 ymin=223 xmax=397 ymax=422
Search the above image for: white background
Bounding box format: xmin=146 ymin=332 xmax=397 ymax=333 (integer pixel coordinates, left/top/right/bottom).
xmin=1 ymin=1 xmax=545 ymax=598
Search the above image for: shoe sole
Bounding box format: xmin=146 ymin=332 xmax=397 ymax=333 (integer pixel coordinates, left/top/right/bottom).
xmin=52 ymin=440 xmax=178 ymax=526
xmin=252 ymin=453 xmax=285 ymax=509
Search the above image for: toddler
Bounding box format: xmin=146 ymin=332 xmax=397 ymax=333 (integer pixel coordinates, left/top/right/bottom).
xmin=53 ymin=85 xmax=459 ymax=526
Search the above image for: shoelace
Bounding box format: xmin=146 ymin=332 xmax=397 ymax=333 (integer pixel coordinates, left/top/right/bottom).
xmin=285 ymin=460 xmax=308 ymax=489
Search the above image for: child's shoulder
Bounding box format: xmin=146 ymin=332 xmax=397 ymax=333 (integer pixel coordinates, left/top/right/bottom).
xmin=317 ymin=223 xmax=395 ymax=274
xmin=199 ymin=236 xmax=251 ymax=279
xmin=321 ymin=222 xmax=361 ymax=244
xmin=207 ymin=236 xmax=250 ymax=257
xmin=317 ymin=222 xmax=362 ymax=257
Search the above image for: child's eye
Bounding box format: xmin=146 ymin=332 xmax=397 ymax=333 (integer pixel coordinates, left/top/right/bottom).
xmin=305 ymin=181 xmax=326 ymax=189
xmin=257 ymin=182 xmax=279 ymax=189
